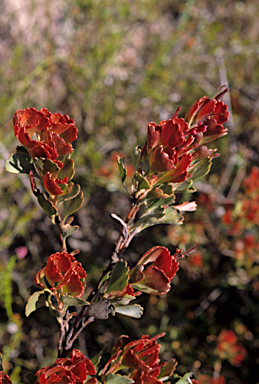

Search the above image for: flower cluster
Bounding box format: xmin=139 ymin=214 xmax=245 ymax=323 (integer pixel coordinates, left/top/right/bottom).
xmin=14 ymin=107 xmax=77 ymax=196
xmin=215 ymin=329 xmax=247 ymax=366
xmin=129 ymin=246 xmax=179 ymax=294
xmin=14 ymin=108 xmax=77 ymax=162
xmin=102 ymin=334 xmax=176 ymax=383
xmin=139 ymin=88 xmax=229 ymax=185
xmin=35 ymin=349 xmax=96 ymax=384
xmin=35 ymin=252 xmax=87 ymax=298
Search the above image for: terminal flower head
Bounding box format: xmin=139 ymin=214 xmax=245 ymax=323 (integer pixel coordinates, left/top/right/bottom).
xmin=13 ymin=107 xmax=77 ymax=162
xmin=35 ymin=252 xmax=87 ymax=298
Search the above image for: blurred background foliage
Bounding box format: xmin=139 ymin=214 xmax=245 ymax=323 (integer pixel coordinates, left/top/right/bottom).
xmin=0 ymin=0 xmax=259 ymax=383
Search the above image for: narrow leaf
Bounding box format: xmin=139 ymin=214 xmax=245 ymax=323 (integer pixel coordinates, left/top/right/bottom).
xmin=117 ymin=157 xmax=127 ymax=183
xmin=132 ymin=146 xmax=141 ymax=169
xmin=63 ymin=190 xmax=84 ymax=219
xmin=106 ymin=261 xmax=129 ymax=294
xmin=25 ymin=291 xmax=47 ymax=317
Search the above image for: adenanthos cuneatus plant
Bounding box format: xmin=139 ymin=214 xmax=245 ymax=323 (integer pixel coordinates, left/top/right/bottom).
xmin=2 ymin=85 xmax=245 ymax=384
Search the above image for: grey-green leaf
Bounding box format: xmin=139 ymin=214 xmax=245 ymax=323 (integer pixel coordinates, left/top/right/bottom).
xmin=113 ymin=304 xmax=144 ymax=318
xmin=25 ymin=291 xmax=47 ymax=317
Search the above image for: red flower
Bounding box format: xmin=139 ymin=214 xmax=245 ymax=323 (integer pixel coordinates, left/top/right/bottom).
xmin=0 ymin=372 xmax=12 ymax=384
xmin=13 ymin=108 xmax=77 ymax=161
xmin=43 ymin=171 xmax=68 ymax=196
xmin=129 ymin=246 xmax=179 ymax=294
xmin=103 ymin=334 xmax=164 ymax=377
xmin=185 ymin=86 xmax=229 ymax=143
xmin=35 ymin=252 xmax=87 ymax=298
xmin=215 ymin=329 xmax=247 ymax=366
xmin=139 ymin=88 xmax=228 ymax=184
xmin=35 ymin=349 xmax=96 ymax=384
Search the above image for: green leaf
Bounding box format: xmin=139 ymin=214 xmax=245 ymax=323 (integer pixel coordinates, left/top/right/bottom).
xmin=159 ymin=206 xmax=184 ymax=225
xmin=5 ymin=152 xmax=34 ymax=174
xmin=117 ymin=156 xmax=127 ymax=183
xmin=113 ymin=304 xmax=144 ymax=318
xmin=34 ymin=158 xmax=60 ymax=176
xmin=132 ymin=205 xmax=183 ymax=233
xmin=175 ymin=372 xmax=194 ymax=384
xmin=34 ymin=190 xmax=57 ymax=217
xmin=25 ymin=291 xmax=47 ymax=317
xmin=60 ymin=295 xmax=89 ymax=308
xmin=191 ymin=157 xmax=211 ymax=181
xmin=174 ymin=180 xmax=193 ymax=192
xmin=106 ymin=373 xmax=134 ymax=384
xmin=57 ymin=158 xmax=75 ymax=181
xmin=133 ymin=171 xmax=150 ymax=192
xmin=106 ymin=261 xmax=129 ymax=294
xmin=145 ymin=193 xmax=176 ymax=211
xmin=131 ymin=206 xmax=165 ymax=232
xmin=63 ymin=190 xmax=84 ymax=219
xmin=25 ymin=373 xmax=38 ymax=384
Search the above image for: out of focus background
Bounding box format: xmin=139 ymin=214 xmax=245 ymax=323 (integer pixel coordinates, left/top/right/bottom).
xmin=0 ymin=1 xmax=259 ymax=383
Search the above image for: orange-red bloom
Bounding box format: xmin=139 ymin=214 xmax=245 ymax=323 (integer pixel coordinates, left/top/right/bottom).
xmin=35 ymin=349 xmax=96 ymax=384
xmin=129 ymin=246 xmax=179 ymax=294
xmin=102 ymin=334 xmax=165 ymax=378
xmin=0 ymin=372 xmax=12 ymax=384
xmin=215 ymin=329 xmax=247 ymax=366
xmin=35 ymin=252 xmax=87 ymax=298
xmin=197 ymin=374 xmax=226 ymax=384
xmin=14 ymin=108 xmax=77 ymax=162
xmin=140 ymin=89 xmax=228 ymax=184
